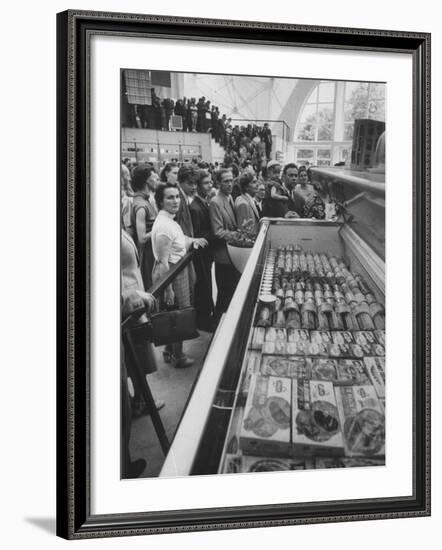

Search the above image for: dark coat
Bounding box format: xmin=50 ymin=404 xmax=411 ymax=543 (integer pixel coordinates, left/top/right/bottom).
xmin=175 ymin=185 xmax=194 ymax=237
xmin=190 ymin=196 xmax=215 ymax=327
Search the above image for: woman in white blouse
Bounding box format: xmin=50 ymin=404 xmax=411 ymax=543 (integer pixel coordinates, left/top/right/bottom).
xmin=151 ymin=183 xmax=208 ymax=368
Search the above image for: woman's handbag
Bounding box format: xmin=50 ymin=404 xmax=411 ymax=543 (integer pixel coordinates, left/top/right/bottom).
xmin=149 ymin=306 xmax=199 ymax=346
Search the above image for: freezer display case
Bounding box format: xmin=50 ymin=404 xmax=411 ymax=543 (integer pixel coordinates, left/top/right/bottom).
xmin=160 ymin=170 xmax=385 ymax=478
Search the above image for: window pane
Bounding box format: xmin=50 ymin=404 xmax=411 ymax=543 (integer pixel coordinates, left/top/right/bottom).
xmin=296 ymin=123 xmax=316 ymax=141
xmin=318 ymin=149 xmax=331 ymax=159
xmin=344 ymin=104 xmax=355 ymax=122
xmin=306 ymin=87 xmax=318 ymax=104
xmin=317 ymin=104 xmax=334 ymax=125
xmin=367 ymin=100 xmax=385 ymax=121
xmin=297 ymin=159 xmax=313 ymax=168
xmin=297 ymin=103 xmax=317 ymax=140
xmin=299 ymin=103 xmax=316 ymax=123
xmin=318 ymin=82 xmax=335 ymax=103
xmin=297 ymin=149 xmax=314 ymax=159
xmin=318 ymin=124 xmax=332 ymax=140
xmin=344 ymin=82 xmax=371 ymax=121
xmin=368 ymin=83 xmax=385 ymax=102
xmin=344 ymin=123 xmax=354 ymax=141
xmin=345 ymin=81 xmax=368 ymax=102
xmin=317 ymin=159 xmax=331 ymax=166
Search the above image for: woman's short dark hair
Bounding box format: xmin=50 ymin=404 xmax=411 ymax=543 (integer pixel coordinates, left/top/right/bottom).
xmin=239 ymin=172 xmax=254 ymax=194
xmin=154 ymin=183 xmax=178 ymax=210
xmin=298 ymin=166 xmax=308 ymax=178
xmin=160 ymin=162 xmax=178 ymax=182
xmin=131 ymin=164 xmax=152 ymax=191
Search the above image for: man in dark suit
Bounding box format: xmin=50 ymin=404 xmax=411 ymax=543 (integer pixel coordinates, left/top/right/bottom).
xmin=190 ymin=170 xmax=215 ymax=331
xmin=234 ymin=172 xmax=260 ymax=235
xmin=175 ymin=165 xmax=196 ymax=237
xmin=261 ymin=123 xmax=273 ymax=160
xmin=282 ymin=163 xmax=301 ymax=218
xmin=209 ymin=169 xmax=240 ymax=319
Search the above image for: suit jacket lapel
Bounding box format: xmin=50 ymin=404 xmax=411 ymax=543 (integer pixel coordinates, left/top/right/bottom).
xmin=146 ymin=196 xmax=157 ymax=219
xmin=178 ymin=185 xmax=194 ymax=236
xmin=245 ymin=194 xmax=259 ymax=220
xmin=222 ymin=195 xmax=236 ymax=227
xmin=196 ymin=195 xmax=209 ymax=213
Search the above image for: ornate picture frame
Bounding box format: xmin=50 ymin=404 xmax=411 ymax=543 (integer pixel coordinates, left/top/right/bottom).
xmin=56 ymin=10 xmax=430 ymax=539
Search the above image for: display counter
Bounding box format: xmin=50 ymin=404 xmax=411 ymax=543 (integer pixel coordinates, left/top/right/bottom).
xmin=160 ymin=218 xmax=386 ymax=477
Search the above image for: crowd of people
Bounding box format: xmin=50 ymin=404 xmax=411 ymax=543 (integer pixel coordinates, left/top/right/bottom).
xmin=125 ymin=89 xmax=273 ymax=173
xmin=122 ymin=156 xmax=336 ymax=331
xmin=120 ymin=156 xmax=337 ymax=476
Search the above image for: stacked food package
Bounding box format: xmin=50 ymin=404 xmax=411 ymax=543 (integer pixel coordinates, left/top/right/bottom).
xmin=220 ymin=246 xmax=386 ymax=474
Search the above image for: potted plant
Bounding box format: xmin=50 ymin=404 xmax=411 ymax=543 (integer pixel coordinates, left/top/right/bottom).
xmin=226 ymin=219 xmax=258 ymax=273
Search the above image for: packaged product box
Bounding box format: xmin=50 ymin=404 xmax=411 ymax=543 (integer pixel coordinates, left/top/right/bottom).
xmin=335 ymin=385 xmax=385 ymax=457
xmin=287 ymin=328 xmax=310 ymax=343
xmin=305 ymin=341 xmax=329 ymax=356
xmin=240 ymin=374 xmax=291 ymax=456
xmin=260 ymin=355 xmax=311 ymax=379
xmin=348 ymin=344 xmax=366 ymax=358
xmin=310 ymin=358 xmax=340 ymax=383
xmin=310 ymin=330 xmax=332 ymax=345
xmin=336 ymin=359 xmax=371 ymax=385
xmin=331 ymin=331 xmax=355 ymax=345
xmin=363 ymin=356 xmax=386 ymax=399
xmin=265 ymin=327 xmax=287 ymax=342
xmin=309 ymin=358 xmax=370 ymax=385
xmin=374 ymin=330 xmax=386 ymax=346
xmin=286 ymin=340 xmax=309 ymax=356
xmin=315 ymin=456 xmax=385 ymax=469
xmin=371 ymin=343 xmax=386 ymax=356
xmin=262 ymin=340 xmax=286 ymax=355
xmin=240 ymin=351 xmax=261 ymax=394
xmin=250 ymin=327 xmax=265 ymax=349
xmin=353 ymin=331 xmax=377 ymax=346
xmin=220 ymin=453 xmax=242 ymax=474
xmin=328 ymin=343 xmax=353 ymax=358
xmin=241 ymin=455 xmax=308 ymax=473
xmin=291 ymin=379 xmax=345 ymax=457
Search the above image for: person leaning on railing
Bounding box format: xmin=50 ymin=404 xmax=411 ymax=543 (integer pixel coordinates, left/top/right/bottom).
xmin=151 ymin=183 xmax=208 ymax=368
xmin=121 ymin=228 xmax=165 ymax=478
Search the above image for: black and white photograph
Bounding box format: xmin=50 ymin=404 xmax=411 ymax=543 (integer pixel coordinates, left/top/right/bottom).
xmin=120 ymin=70 xmax=386 ymax=479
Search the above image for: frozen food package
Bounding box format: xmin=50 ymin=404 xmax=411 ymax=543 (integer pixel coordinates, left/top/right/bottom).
xmin=336 ymin=359 xmax=371 ymax=386
xmin=331 ymin=331 xmax=355 ymax=345
xmin=310 ymin=358 xmax=340 ymax=383
xmin=262 ymin=340 xmax=286 ymax=354
xmin=260 ymin=355 xmax=311 ymax=379
xmin=363 ymin=356 xmax=386 ymax=399
xmin=315 ymin=456 xmax=384 ymax=469
xmin=220 ymin=454 xmax=242 ymax=474
xmin=240 ymin=351 xmax=261 ymax=394
xmin=240 ymin=375 xmax=291 ymax=456
xmin=241 ymin=455 xmax=311 ymax=472
xmin=335 ymin=385 xmax=385 ymax=457
xmin=310 ymin=330 xmax=332 ymax=345
xmin=292 ymin=379 xmax=345 ymax=457
xmin=353 ymin=331 xmax=377 ymax=346
xmin=374 ymin=330 xmax=386 ymax=346
xmin=251 ymin=327 xmax=265 ymax=349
